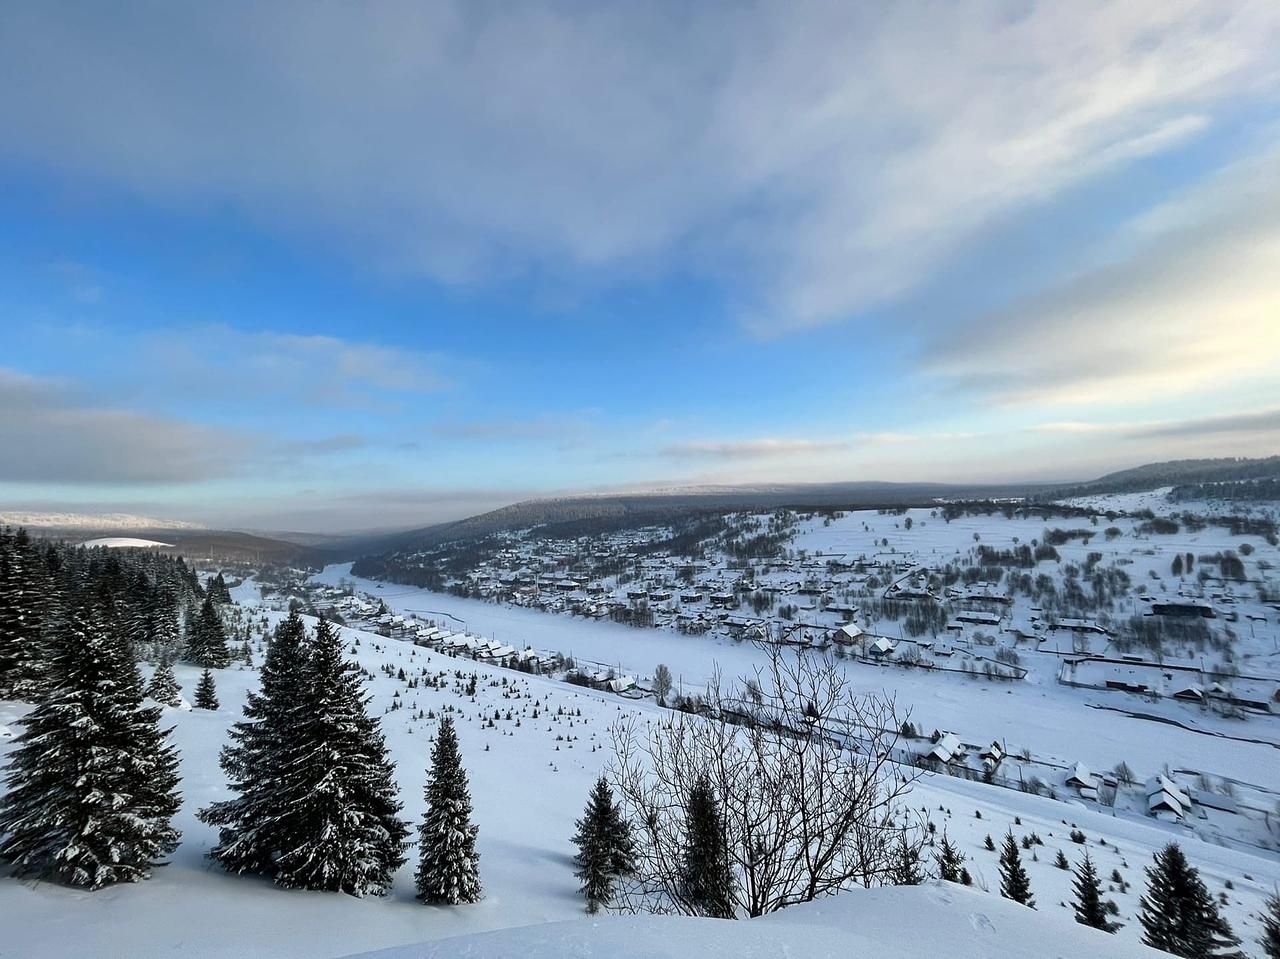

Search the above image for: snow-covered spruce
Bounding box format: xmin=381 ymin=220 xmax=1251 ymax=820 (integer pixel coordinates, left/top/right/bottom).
xmin=146 ymin=653 xmax=182 ymax=706
xmin=1138 ymin=842 xmax=1240 ymax=957
xmin=194 ymin=667 xmax=219 ymax=710
xmin=572 ymin=775 xmax=634 ymax=913
xmin=0 ymin=527 xmax=51 ymax=700
xmin=678 ymin=775 xmax=735 ymax=919
xmin=187 ymin=593 xmax=230 ymax=669
xmin=200 ymin=611 xmax=309 ymax=877
xmin=0 ymin=599 xmax=181 ymax=888
xmin=416 ymin=715 xmax=481 ymax=905
xmin=205 ymin=616 xmax=408 ymax=895
xmin=998 ymin=830 xmax=1035 ymax=908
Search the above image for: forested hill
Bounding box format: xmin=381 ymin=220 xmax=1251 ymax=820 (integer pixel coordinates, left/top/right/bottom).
xmin=343 ymin=479 xmax=1050 ymax=561
xmin=1037 ymin=456 xmax=1280 ymax=500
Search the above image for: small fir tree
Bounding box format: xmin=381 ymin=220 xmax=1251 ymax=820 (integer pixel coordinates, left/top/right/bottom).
xmin=1072 ymin=852 xmax=1114 ymax=932
xmin=936 ymin=832 xmax=965 ymax=883
xmin=416 ymin=715 xmax=481 ymax=904
xmin=194 ymin=668 xmax=219 ymax=710
xmin=1139 ymin=843 xmax=1240 ymax=957
xmin=147 ymin=655 xmax=182 ymax=707
xmin=187 ymin=594 xmax=230 ymax=668
xmin=998 ymin=831 xmax=1035 ymax=908
xmin=679 ymin=775 xmax=735 ymax=918
xmin=892 ymin=832 xmax=925 ymax=885
xmin=572 ymin=776 xmax=635 ymax=913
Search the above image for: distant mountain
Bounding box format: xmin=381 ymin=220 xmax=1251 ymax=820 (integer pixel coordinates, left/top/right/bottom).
xmin=0 ymin=510 xmax=206 ymax=531
xmin=1039 ymin=456 xmax=1280 ymax=499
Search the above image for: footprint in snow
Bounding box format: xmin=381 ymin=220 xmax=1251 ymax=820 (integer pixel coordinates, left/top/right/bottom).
xmin=969 ymin=912 xmax=996 ymax=936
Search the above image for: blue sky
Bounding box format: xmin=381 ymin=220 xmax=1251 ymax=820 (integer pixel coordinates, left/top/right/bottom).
xmin=1 ymin=2 xmax=1279 ymax=531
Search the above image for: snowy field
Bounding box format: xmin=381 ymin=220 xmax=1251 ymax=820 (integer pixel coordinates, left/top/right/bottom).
xmin=3 ymin=577 xmax=1278 ymax=958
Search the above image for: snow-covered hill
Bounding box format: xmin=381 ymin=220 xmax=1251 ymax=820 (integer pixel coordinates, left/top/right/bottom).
xmin=345 ymin=882 xmax=1164 ymax=959
xmin=2 ymin=586 xmax=1277 ymax=958
xmin=0 ymin=510 xmax=204 ymax=531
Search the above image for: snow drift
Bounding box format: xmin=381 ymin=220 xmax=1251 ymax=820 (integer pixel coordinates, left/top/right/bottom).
xmin=343 ymin=882 xmax=1164 ymax=958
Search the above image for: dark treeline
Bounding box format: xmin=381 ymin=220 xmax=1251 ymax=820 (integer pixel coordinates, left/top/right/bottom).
xmin=0 ymin=527 xmax=206 ymax=699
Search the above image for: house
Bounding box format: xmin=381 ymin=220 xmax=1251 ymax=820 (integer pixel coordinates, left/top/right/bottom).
xmin=1048 ymin=618 xmax=1111 ymax=636
xmin=953 ymin=609 xmax=1002 ymax=626
xmin=1144 ymin=776 xmax=1189 ymax=820
xmin=928 ymin=732 xmax=964 ymax=765
xmin=868 ymin=636 xmax=896 ymax=657
xmin=1171 ymin=683 xmax=1204 ymax=702
xmin=607 ymin=675 xmax=636 ymax=694
xmin=1066 ymin=762 xmax=1096 ymax=791
xmin=832 ymin=623 xmax=866 ymax=645
xmin=1151 ymin=601 xmax=1217 ymax=619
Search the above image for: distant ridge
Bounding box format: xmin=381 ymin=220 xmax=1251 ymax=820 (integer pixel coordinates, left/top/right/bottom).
xmin=340 ymin=478 xmax=1056 ymax=560
xmin=1038 ymin=455 xmax=1280 ymax=499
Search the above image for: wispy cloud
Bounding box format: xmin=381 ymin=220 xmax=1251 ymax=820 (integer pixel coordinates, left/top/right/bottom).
xmin=661 ymin=438 xmax=849 ymax=461
xmin=134 ymin=326 xmax=454 ymax=408
xmin=924 ymin=143 xmax=1280 ymax=406
xmin=2 ymin=3 xmax=1275 ymax=330
xmin=1128 ymin=407 xmax=1280 ymax=439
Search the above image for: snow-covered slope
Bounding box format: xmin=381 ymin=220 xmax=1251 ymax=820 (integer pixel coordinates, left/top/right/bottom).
xmin=79 ymin=536 xmax=175 ymax=548
xmin=345 ymin=882 xmax=1164 ymax=959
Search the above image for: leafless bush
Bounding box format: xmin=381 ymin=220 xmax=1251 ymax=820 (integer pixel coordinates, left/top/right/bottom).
xmin=609 ymin=644 xmax=924 ymax=917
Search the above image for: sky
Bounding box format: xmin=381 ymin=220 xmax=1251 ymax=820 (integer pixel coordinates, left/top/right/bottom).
xmin=1 ymin=1 xmax=1279 ymax=532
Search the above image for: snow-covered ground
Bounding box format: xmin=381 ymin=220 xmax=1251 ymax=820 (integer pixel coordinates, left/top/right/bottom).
xmin=347 ymin=882 xmax=1166 ymax=959
xmin=79 ymin=536 xmax=175 ymax=549
xmin=4 ymin=579 xmax=1278 ymax=958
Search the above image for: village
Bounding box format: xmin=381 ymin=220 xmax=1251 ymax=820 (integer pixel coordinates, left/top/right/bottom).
xmin=211 ymin=490 xmax=1280 ymax=867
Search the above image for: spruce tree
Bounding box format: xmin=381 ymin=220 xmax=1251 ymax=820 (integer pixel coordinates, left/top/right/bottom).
xmin=572 ymin=776 xmax=635 ymax=913
xmin=208 ymin=572 xmax=233 ymax=605
xmin=679 ymin=775 xmax=735 ymax=918
xmin=1139 ymin=843 xmax=1241 ymax=957
xmin=147 ymin=655 xmax=182 ymax=706
xmin=416 ymin=715 xmax=481 ymax=904
xmin=998 ymin=831 xmax=1035 ymax=908
xmin=1260 ymin=892 xmax=1280 ymax=959
xmin=0 ymin=528 xmax=48 ymax=700
xmin=194 ymin=668 xmax=219 ymax=710
xmin=936 ymin=831 xmax=965 ymax=883
xmin=0 ymin=599 xmax=181 ymax=888
xmin=187 ymin=594 xmax=230 ymax=668
xmin=1072 ymin=852 xmax=1113 ymax=932
xmin=891 ymin=832 xmax=925 ymax=885
xmin=271 ymin=619 xmax=407 ymax=895
xmin=200 ymin=610 xmax=309 ymax=876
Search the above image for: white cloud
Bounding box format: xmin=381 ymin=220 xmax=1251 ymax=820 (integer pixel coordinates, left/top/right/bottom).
xmin=924 ymin=144 xmax=1280 ymax=406
xmin=0 ymin=368 xmax=252 ymax=484
xmin=2 ymin=2 xmax=1275 ymax=330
